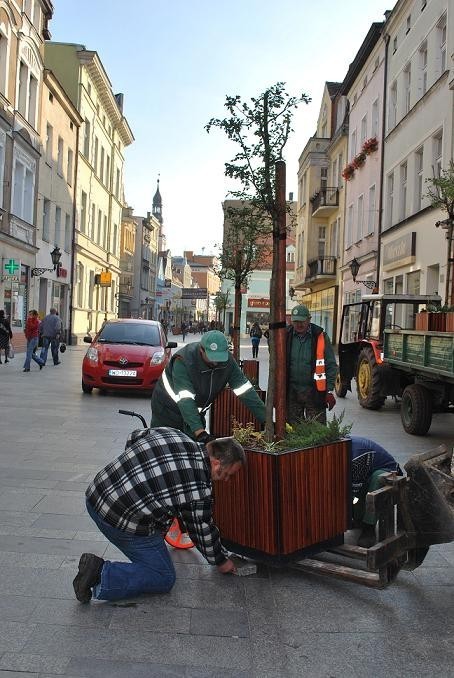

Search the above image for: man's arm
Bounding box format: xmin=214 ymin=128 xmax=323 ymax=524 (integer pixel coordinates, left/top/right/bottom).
xmin=179 ymin=499 xmax=234 ymax=570
xmin=170 ymin=359 xmax=206 ymax=435
xmin=227 ymin=360 xmax=266 ymax=423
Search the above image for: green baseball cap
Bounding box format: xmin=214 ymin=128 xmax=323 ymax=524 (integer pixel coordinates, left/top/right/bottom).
xmin=200 ymin=330 xmax=229 ymax=362
xmin=291 ymin=304 xmax=311 ymax=322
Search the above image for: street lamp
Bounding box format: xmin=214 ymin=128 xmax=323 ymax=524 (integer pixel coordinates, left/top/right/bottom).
xmin=349 ymin=257 xmax=377 ymax=290
xmin=31 ymin=246 xmax=62 ymax=277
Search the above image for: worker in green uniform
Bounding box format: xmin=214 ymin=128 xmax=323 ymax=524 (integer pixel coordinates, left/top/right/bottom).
xmin=151 ymin=330 xmax=266 ymax=443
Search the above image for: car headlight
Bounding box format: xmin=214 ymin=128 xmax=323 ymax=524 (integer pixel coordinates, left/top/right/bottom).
xmin=151 ymin=349 xmax=165 ymax=365
xmin=86 ymin=347 xmax=98 ymax=362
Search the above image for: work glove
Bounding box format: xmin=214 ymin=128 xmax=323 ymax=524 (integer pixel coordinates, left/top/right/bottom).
xmin=196 ymin=431 xmax=216 ymax=445
xmin=325 ymin=392 xmax=336 ymax=411
xmin=285 ymin=422 xmax=294 ymax=433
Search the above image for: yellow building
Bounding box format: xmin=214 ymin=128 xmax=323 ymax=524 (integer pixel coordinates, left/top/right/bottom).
xmin=44 ymin=42 xmax=134 ymax=341
xmin=294 ymin=82 xmax=348 ymax=343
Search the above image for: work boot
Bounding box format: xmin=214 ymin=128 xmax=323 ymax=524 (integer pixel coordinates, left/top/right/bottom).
xmin=73 ymin=553 xmax=104 ymax=603
xmin=357 ymin=524 xmax=377 ymax=549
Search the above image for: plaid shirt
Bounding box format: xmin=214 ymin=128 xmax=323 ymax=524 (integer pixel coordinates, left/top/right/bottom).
xmin=86 ymin=427 xmax=228 ymax=565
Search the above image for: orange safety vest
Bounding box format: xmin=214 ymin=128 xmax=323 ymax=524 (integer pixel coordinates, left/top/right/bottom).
xmin=313 ymin=332 xmax=326 ymax=391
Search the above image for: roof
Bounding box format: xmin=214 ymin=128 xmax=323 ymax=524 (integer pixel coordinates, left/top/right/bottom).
xmin=341 ymin=22 xmax=384 ymax=95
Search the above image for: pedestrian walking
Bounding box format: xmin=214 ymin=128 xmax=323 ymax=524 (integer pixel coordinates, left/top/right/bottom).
xmin=23 ymin=310 xmax=44 ymax=372
xmin=249 ymin=322 xmax=263 ymax=358
xmin=0 ymin=309 xmax=12 ymax=364
xmin=150 ymin=330 xmax=266 ymax=442
xmin=349 ymin=436 xmax=402 ymax=547
xmin=286 ymin=305 xmax=337 ymax=425
xmin=73 ymin=428 xmax=245 ymax=603
xmin=181 ymin=321 xmax=187 ymax=341
xmin=39 ymin=308 xmax=62 ymax=366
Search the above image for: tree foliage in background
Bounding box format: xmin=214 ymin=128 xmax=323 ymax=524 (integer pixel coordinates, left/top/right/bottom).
xmin=426 ymin=160 xmax=454 ymax=220
xmin=216 ymin=204 xmax=272 ymax=358
xmin=207 ymin=82 xmax=309 ymax=438
xmin=213 ymin=289 xmax=230 ymax=326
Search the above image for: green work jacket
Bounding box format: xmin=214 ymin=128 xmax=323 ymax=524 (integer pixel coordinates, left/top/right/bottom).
xmin=151 ymin=342 xmax=266 ymax=438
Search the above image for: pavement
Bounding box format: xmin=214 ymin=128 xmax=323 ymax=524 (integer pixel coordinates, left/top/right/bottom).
xmin=0 ymin=337 xmax=453 ymax=677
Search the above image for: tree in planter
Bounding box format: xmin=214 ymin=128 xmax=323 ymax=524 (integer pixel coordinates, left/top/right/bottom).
xmin=217 ymin=203 xmax=272 ymax=359
xmin=426 ymin=161 xmax=454 ymax=306
xmin=213 ymin=290 xmax=230 ymax=330
xmin=206 ymin=82 xmax=310 ymax=439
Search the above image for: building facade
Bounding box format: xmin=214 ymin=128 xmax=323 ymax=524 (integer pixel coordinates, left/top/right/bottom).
xmin=0 ymin=0 xmax=53 ymax=349
xmin=34 ymin=68 xmax=82 ymax=337
xmin=44 ymin=42 xmax=133 ymax=342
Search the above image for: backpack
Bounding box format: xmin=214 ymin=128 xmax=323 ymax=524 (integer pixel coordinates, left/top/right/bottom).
xmin=251 ymin=325 xmax=262 ymax=339
xmin=0 ymin=321 xmax=8 ymax=336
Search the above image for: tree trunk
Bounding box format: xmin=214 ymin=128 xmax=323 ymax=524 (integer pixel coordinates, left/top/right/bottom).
xmin=233 ymin=285 xmax=242 ymax=360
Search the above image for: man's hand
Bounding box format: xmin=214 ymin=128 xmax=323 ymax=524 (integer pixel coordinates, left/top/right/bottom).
xmin=217 ymin=558 xmax=237 ymax=574
xmin=326 ymin=392 xmax=336 ymax=411
xmin=195 ymin=430 xmax=216 ymax=445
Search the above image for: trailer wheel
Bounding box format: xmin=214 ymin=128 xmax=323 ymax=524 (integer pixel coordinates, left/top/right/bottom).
xmin=356 ymin=347 xmax=385 ymax=409
xmin=335 ymin=372 xmax=348 ymax=398
xmin=401 ymin=384 xmax=432 ymax=435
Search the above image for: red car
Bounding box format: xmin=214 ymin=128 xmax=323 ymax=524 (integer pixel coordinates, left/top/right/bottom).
xmin=82 ymin=319 xmax=177 ymax=394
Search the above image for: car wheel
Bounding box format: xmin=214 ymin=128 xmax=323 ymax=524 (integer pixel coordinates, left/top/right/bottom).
xmin=82 ymin=379 xmax=93 ymax=394
xmin=401 ymin=384 xmax=432 ymax=435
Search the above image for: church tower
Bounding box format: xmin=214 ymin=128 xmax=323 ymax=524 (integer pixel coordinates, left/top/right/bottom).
xmin=152 ymin=177 xmax=163 ymax=225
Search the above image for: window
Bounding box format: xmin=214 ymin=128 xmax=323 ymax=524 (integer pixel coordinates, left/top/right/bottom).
xmin=64 ymin=213 xmax=71 ymax=251
xmin=77 ymin=262 xmax=84 ymax=307
xmin=346 ymin=204 xmax=354 ymax=246
xmin=389 ymin=81 xmax=397 ymax=129
xmin=67 ymin=148 xmax=73 ymax=184
xmin=57 ymin=136 xmax=63 ymax=175
xmin=337 ymin=153 xmax=343 ymax=186
xmin=332 ymin=158 xmax=338 ymax=187
xmin=17 ymin=61 xmax=27 ymax=117
xmin=97 ymin=209 xmax=102 ymax=244
xmin=103 ymin=214 xmax=108 ymax=249
xmin=88 ymin=270 xmax=94 ymax=309
xmin=28 ymin=74 xmax=37 ymax=127
xmin=360 ymin=115 xmax=367 ymax=145
xmin=433 ymin=131 xmax=443 ymax=178
xmin=54 ymin=206 xmax=61 ymax=246
xmin=42 ymin=198 xmax=50 ymax=241
xmin=386 ymin=173 xmax=394 ymax=229
xmin=367 ymin=185 xmax=376 ymax=234
xmin=115 ymin=168 xmax=120 ymax=198
xmin=320 ymin=167 xmax=328 ymax=191
xmin=46 ymin=123 xmax=53 ymax=163
xmin=318 ymin=226 xmax=326 ymax=257
xmin=0 ymin=32 xmax=8 ymax=95
xmin=83 ymin=118 xmax=90 ymax=157
xmin=91 ymin=203 xmax=96 ymax=240
xmin=415 ymin=147 xmax=423 ymax=211
xmin=87 ymin=81 xmax=92 ymax=98
xmin=400 ymin=162 xmax=407 ymax=221
xmin=12 ymin=159 xmax=34 ymax=223
xmin=356 ymin=195 xmax=364 ymax=241
xmin=438 ymin=15 xmax=447 ymax=73
xmin=406 ymin=15 xmax=411 ymax=34
xmin=105 ymin=155 xmax=110 ymax=186
xmin=371 ymin=99 xmax=379 ymax=138
xmin=93 ymin=136 xmax=98 ymax=173
xmin=350 ymin=129 xmax=357 ymax=160
xmin=112 ymin=223 xmax=118 ymax=255
xmin=80 ymin=191 xmax=87 ymax=233
xmin=404 ymin=63 xmax=411 ymax=114
xmin=419 ymin=42 xmax=428 ymax=96
xmin=331 ymin=217 xmax=340 ymax=256
xmin=100 ymin=147 xmax=105 ymax=181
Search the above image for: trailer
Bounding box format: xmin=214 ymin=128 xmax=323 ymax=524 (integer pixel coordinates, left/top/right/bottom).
xmin=383 ymin=328 xmax=454 ymax=434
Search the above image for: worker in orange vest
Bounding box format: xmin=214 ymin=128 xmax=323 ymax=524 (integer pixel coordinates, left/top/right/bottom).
xmin=286 ymin=305 xmax=337 ymax=425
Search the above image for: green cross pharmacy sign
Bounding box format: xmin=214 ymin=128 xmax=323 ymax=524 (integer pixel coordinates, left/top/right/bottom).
xmin=3 ymin=259 xmax=20 ymax=275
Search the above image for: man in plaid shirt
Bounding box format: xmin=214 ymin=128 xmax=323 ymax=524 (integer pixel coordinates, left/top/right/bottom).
xmin=73 ymin=427 xmax=245 ymax=603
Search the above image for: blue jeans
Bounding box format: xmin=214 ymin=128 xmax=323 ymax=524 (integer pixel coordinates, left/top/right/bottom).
xmin=86 ymin=499 xmax=176 ymax=601
xmin=23 ymin=337 xmax=43 ymax=370
xmin=40 ymin=336 xmax=59 ymax=365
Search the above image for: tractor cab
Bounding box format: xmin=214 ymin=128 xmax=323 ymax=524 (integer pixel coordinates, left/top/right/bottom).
xmin=336 ymin=294 xmax=441 ymax=408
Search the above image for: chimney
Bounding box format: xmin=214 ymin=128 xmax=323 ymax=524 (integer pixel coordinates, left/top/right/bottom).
xmin=115 ymin=93 xmax=124 ymax=113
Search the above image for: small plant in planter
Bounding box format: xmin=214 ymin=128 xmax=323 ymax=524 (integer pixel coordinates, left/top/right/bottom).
xmin=352 ymin=151 xmax=367 ymax=169
xmin=362 ymin=136 xmax=378 ymax=154
xmin=342 ymin=162 xmax=355 ymax=181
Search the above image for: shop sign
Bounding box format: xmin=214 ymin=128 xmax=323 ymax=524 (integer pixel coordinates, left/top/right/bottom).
xmin=3 ymin=258 xmax=20 ymax=276
xmin=383 ymin=232 xmax=416 ymax=270
xmin=2 ymin=275 xmax=20 ymax=282
xmin=182 ymin=287 xmax=207 ymax=299
xmin=248 ymin=297 xmax=270 ymax=308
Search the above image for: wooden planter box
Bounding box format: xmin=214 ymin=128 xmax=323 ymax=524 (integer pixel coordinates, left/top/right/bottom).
xmin=446 ymin=313 xmax=454 ymax=333
xmin=213 ymin=440 xmax=351 ymax=564
xmin=210 ymin=387 xmax=265 ymax=437
xmin=415 ymin=313 xmax=451 ymax=332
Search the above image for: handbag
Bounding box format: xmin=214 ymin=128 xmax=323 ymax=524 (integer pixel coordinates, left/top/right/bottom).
xmin=59 ymin=342 xmax=67 ymax=353
xmin=8 ymin=342 xmax=14 ymax=359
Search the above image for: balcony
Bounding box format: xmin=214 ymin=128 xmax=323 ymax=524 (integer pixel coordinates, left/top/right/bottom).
xmin=311 ymin=187 xmax=339 ymax=217
xmin=306 ymin=256 xmax=337 ymax=282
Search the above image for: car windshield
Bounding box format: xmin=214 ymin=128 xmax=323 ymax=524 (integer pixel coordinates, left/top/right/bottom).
xmin=97 ymin=323 xmax=162 ymax=346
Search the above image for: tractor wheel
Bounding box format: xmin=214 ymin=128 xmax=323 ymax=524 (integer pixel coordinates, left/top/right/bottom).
xmin=401 ymin=384 xmax=432 ymax=435
xmin=81 ymin=379 xmax=93 ymax=394
xmin=356 ymin=347 xmax=385 ymax=410
xmin=335 ymin=372 xmax=348 ymax=398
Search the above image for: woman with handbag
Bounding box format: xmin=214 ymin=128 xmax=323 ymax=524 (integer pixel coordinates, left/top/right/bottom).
xmin=0 ymin=310 xmax=12 ymax=364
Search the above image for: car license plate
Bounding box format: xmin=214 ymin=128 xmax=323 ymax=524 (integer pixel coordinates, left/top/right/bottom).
xmin=108 ymin=369 xmax=137 ymax=377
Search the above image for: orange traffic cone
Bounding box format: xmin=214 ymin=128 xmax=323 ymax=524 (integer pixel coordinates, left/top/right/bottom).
xmin=164 ymin=518 xmax=194 ymax=549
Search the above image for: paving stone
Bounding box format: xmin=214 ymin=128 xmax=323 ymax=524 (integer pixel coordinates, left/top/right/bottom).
xmin=0 ymin=535 xmax=106 ymax=557
xmin=0 ymin=595 xmax=39 ymax=622
xmin=0 ymin=511 xmax=39 ymax=527
xmin=30 ymin=494 xmax=86 ymax=515
xmin=109 ymin=603 xmax=190 ymax=633
xmin=0 ymin=488 xmax=46 ymax=512
xmin=0 ymin=551 xmax=66 ymax=569
xmin=31 ymin=514 xmax=94 ymax=531
xmin=29 ymin=598 xmax=114 ymax=628
xmin=0 ymin=652 xmax=70 ymax=675
xmin=0 ymin=671 xmax=38 ymax=678
xmin=190 ymin=607 xmax=249 ymax=637
xmin=0 ymin=621 xmax=36 ymax=653
xmin=65 ymin=657 xmax=186 ymax=677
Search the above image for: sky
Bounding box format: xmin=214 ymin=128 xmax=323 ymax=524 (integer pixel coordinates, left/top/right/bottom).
xmin=51 ymin=0 xmax=391 ymax=256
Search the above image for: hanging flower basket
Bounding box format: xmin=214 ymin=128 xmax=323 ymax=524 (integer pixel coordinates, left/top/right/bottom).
xmin=362 ymin=136 xmax=378 ymax=155
xmin=352 ymin=151 xmax=367 ymax=170
xmin=341 ymin=163 xmax=355 ymax=181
